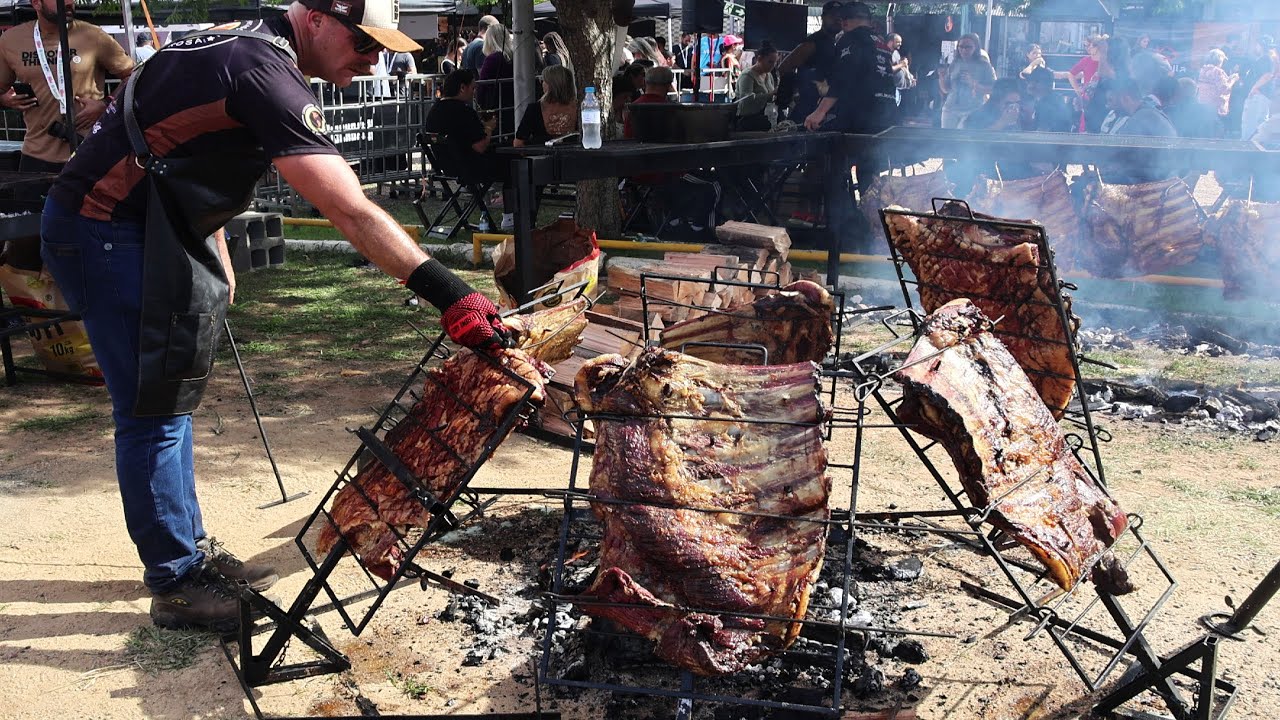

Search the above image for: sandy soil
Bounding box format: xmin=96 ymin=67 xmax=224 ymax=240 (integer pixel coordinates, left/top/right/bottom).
xmin=0 ymin=346 xmax=1277 ymax=720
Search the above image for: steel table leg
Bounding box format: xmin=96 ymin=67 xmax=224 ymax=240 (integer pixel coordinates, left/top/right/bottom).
xmin=513 ymin=156 xmax=538 ymax=306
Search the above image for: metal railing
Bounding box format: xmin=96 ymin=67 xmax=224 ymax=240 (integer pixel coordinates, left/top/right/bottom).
xmin=254 ymin=72 xmax=520 ymax=215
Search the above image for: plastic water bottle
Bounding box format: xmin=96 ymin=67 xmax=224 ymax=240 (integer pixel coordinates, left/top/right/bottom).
xmin=477 ymin=215 xmax=490 ymax=233
xmin=581 ymin=87 xmax=602 ymax=149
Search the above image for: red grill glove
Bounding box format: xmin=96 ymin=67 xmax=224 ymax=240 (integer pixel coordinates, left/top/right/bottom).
xmin=406 ymin=259 xmax=512 ymax=349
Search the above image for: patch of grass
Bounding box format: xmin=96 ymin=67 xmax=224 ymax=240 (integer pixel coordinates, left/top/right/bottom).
xmin=11 ymin=408 xmax=103 ymax=434
xmin=1227 ymin=487 xmax=1280 ymax=517
xmin=221 ymin=251 xmax=495 ymax=364
xmin=386 ymin=670 xmax=432 ymax=700
xmin=1237 ymin=457 xmax=1263 ymax=471
xmin=124 ymin=626 xmax=214 ymax=673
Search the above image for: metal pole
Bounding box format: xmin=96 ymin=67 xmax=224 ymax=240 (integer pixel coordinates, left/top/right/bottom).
xmin=983 ymin=3 xmax=993 ymax=55
xmin=222 ymin=319 xmax=308 ymax=508
xmin=1226 ymin=559 xmax=1280 ymax=632
xmin=121 ymin=0 xmax=136 ymax=60
xmin=512 ymin=0 xmax=534 ymax=135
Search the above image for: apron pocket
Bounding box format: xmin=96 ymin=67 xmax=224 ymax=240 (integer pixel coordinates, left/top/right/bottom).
xmin=163 ymin=312 xmax=218 ymax=381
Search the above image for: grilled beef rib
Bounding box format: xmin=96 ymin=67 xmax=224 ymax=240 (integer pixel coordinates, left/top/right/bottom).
xmin=315 ymin=302 xmax=586 ymax=579
xmin=884 ymin=206 xmax=1080 ymax=418
xmin=659 ymin=280 xmax=835 ymax=365
xmin=894 ymin=300 xmax=1133 ymax=595
xmin=573 ymin=348 xmax=831 ymax=675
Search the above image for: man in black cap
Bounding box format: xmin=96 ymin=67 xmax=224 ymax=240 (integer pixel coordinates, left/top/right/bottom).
xmin=803 ymin=1 xmax=897 ymax=251
xmin=775 ymin=0 xmax=842 ymax=123
xmin=41 ymin=0 xmax=510 ymax=634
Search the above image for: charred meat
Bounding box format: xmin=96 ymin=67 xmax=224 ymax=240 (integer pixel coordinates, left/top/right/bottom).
xmin=573 ymin=348 xmax=831 ymax=675
xmin=894 ymin=300 xmax=1132 ymax=595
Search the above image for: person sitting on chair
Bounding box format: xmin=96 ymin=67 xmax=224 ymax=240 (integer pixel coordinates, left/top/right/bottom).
xmin=513 ymin=64 xmax=577 ymax=146
xmin=425 ymin=69 xmax=514 ymax=229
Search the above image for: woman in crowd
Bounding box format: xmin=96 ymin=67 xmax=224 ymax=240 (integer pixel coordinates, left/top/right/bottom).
xmin=720 ymin=35 xmax=743 ymax=72
xmin=543 ymin=31 xmax=574 ymax=75
xmin=1082 ymin=36 xmax=1130 ymax=133
xmin=441 ymin=37 xmax=466 ymax=75
xmin=736 ymin=40 xmax=778 ymax=130
xmin=513 ymin=65 xmax=578 ymax=147
xmin=1243 ymin=46 xmax=1280 ymax=139
xmin=478 ymin=23 xmax=515 ymax=134
xmin=629 ymin=37 xmax=664 ymax=67
xmin=939 ymin=33 xmax=996 ymax=128
xmin=1197 ymin=49 xmax=1238 ymax=118
xmin=952 ymin=78 xmax=1034 ymax=187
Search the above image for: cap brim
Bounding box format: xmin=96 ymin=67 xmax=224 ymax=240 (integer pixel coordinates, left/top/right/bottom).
xmin=361 ymin=24 xmax=421 ymax=53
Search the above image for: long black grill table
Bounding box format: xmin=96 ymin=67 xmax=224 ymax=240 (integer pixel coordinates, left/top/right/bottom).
xmin=497 ymin=131 xmax=845 ymax=303
xmin=855 ymin=126 xmax=1271 ymax=174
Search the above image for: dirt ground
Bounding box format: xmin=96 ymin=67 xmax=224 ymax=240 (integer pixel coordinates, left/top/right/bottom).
xmin=1 ymin=340 xmax=1277 ymax=720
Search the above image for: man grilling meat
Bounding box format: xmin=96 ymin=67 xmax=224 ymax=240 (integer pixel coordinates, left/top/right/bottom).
xmin=40 ymin=0 xmax=511 ymax=633
xmin=802 ymin=1 xmax=898 ymax=252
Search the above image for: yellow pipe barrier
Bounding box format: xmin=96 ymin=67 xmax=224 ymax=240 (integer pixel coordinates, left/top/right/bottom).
xmin=476 ymin=233 xmax=1229 ymax=290
xmin=283 ymin=216 xmax=420 ymax=241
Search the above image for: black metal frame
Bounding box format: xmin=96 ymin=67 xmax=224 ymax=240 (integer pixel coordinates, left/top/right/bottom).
xmin=800 ymin=201 xmax=1237 ymax=720
xmin=221 ymin=285 xmax=589 ymax=719
xmin=415 ymin=132 xmax=496 ymax=240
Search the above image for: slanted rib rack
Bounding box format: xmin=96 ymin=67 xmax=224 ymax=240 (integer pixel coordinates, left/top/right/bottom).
xmin=804 ymin=200 xmax=1235 ymax=719
xmin=220 ymin=284 xmax=588 ymax=720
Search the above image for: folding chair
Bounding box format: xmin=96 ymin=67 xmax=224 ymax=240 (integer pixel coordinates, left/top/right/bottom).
xmin=413 ymin=132 xmax=496 ymax=240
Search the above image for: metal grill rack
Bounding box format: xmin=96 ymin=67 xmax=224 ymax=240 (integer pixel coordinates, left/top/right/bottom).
xmin=533 ymin=276 xmax=950 ymax=718
xmin=797 ymin=200 xmax=1235 ymax=719
xmin=221 ymin=285 xmax=588 ymax=720
xmin=635 ymin=269 xmax=850 ymax=430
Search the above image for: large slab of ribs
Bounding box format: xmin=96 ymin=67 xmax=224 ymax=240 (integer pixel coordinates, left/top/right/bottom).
xmin=966 ymin=169 xmax=1082 ymax=268
xmin=573 ymin=348 xmax=831 ymax=675
xmin=1078 ymin=175 xmax=1204 ymax=277
xmin=894 ymin=300 xmax=1133 ymax=595
xmin=315 ymin=301 xmax=587 ymax=579
xmin=1210 ymin=199 xmax=1280 ymax=300
xmin=659 ymin=280 xmax=835 ymax=365
xmin=883 ymin=205 xmax=1080 ymax=418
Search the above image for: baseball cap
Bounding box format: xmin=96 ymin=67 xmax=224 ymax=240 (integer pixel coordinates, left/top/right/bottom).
xmin=820 ymin=1 xmax=843 ymax=17
xmin=299 ymin=0 xmax=421 ymax=52
xmin=838 ymin=1 xmax=872 ymax=20
xmin=722 ymin=34 xmax=742 ymax=47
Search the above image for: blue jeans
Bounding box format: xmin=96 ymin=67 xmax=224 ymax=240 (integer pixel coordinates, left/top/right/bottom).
xmin=41 ymin=199 xmax=205 ymax=593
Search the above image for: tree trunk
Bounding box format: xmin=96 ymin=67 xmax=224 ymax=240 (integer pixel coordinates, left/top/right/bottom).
xmin=554 ymin=0 xmax=621 ymax=236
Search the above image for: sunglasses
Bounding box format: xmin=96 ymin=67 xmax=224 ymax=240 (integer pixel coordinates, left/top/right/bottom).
xmin=334 ymin=16 xmax=384 ymax=55
xmin=958 ymin=44 xmax=976 ymax=50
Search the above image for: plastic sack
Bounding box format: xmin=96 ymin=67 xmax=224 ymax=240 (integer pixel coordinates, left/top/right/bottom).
xmin=492 ymin=217 xmax=601 ymax=311
xmin=0 ymin=264 xmax=104 ymax=381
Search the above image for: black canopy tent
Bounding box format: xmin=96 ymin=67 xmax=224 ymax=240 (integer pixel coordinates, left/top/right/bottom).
xmin=0 ymin=0 xmax=278 ymax=25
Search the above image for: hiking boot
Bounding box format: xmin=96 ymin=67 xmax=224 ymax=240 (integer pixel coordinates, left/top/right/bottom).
xmin=197 ymin=536 xmax=279 ymax=592
xmin=149 ymin=565 xmax=241 ymax=633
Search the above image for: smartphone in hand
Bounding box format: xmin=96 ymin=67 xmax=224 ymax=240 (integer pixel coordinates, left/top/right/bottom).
xmin=11 ymin=81 xmax=36 ymax=102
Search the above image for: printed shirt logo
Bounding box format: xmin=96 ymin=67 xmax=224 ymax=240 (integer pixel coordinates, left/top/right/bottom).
xmin=302 ymin=103 xmax=327 ymax=135
xmin=332 ymin=1 xmax=352 ymax=15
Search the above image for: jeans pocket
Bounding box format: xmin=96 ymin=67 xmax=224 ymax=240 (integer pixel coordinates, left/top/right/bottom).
xmin=163 ymin=312 xmax=218 ymax=381
xmin=39 ymin=240 xmax=89 ymax=314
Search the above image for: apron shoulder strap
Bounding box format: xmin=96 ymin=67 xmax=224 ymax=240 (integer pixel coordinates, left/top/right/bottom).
xmin=122 ymin=27 xmax=297 ymax=165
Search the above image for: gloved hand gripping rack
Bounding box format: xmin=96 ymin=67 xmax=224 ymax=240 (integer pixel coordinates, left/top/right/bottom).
xmin=219 ymin=283 xmax=589 ymax=720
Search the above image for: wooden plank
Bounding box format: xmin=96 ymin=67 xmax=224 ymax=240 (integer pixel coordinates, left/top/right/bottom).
xmin=715 ymin=220 xmax=792 ymax=257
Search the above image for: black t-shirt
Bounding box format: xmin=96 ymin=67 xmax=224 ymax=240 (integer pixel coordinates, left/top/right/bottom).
xmin=515 ymin=100 xmax=549 ymax=144
xmin=826 ymin=27 xmax=898 ymax=133
xmin=50 ymin=17 xmax=339 ymax=223
xmin=793 ymin=28 xmax=837 ymax=120
xmin=425 ymin=97 xmax=485 ymax=165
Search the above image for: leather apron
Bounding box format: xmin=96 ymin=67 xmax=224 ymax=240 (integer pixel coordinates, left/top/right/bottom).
xmin=121 ymin=29 xmax=297 ymax=417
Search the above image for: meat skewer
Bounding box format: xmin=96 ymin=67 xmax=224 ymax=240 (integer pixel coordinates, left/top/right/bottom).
xmin=893 ymin=300 xmax=1134 ymax=596
xmin=573 ymin=348 xmax=831 ymax=675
